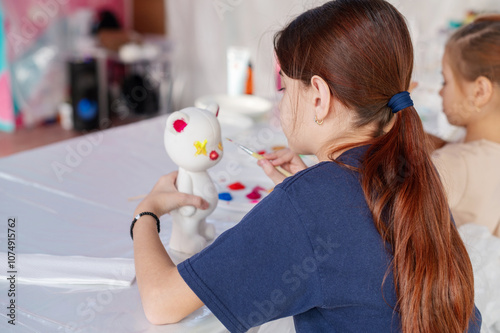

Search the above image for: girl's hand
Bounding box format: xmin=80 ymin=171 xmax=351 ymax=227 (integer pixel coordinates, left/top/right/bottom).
xmin=257 ymin=148 xmax=307 ymax=185
xmin=134 ymin=172 xmax=209 ymax=217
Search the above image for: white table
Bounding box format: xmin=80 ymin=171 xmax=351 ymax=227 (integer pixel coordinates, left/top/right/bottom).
xmin=1 ymin=111 xmax=498 ymax=332
xmin=0 ymin=113 xmax=296 ymax=333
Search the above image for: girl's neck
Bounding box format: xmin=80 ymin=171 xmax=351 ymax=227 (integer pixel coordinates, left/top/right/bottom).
xmin=316 ymin=118 xmax=396 ymax=161
xmin=316 ymin=137 xmax=371 ymax=162
xmin=465 ymin=110 xmax=500 ymax=144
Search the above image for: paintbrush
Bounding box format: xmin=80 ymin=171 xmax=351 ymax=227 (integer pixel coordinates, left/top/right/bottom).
xmin=127 ymin=194 xmax=147 ymax=201
xmin=226 ymin=138 xmax=293 ymax=177
xmin=128 ymin=139 xmax=292 ymax=201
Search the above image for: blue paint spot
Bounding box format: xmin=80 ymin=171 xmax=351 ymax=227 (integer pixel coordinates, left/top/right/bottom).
xmin=218 ymin=192 xmax=233 ymax=201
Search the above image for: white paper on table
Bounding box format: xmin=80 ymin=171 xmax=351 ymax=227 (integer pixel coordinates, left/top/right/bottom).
xmin=0 ymin=253 xmax=135 ymax=287
xmin=459 ymin=224 xmax=500 ymax=333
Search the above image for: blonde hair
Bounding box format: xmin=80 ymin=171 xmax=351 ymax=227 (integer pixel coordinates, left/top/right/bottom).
xmin=446 ymin=15 xmax=500 ymax=84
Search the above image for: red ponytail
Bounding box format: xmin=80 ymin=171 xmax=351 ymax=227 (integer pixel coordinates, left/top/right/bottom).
xmin=362 ymin=107 xmax=475 ymax=332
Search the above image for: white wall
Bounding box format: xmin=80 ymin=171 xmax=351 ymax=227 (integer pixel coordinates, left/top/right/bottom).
xmin=166 ymin=0 xmax=500 ymax=109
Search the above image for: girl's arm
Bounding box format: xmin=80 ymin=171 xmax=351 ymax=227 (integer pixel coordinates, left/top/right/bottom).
xmin=132 ymin=172 xmax=208 ymax=324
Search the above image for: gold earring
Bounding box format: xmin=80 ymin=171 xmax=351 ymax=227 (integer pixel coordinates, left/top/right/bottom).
xmin=314 ymin=115 xmax=324 ymax=125
xmin=475 ymin=106 xmax=482 ymax=113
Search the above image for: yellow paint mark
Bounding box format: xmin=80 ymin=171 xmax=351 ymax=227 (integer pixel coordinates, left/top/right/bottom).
xmin=194 ymin=139 xmax=208 ymax=156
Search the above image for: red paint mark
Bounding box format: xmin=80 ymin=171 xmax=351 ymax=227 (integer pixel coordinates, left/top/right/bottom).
xmin=209 ymin=150 xmax=219 ymax=161
xmin=246 ymin=186 xmax=267 ymax=200
xmin=246 ymin=191 xmax=261 ymax=200
xmin=174 ymin=119 xmax=187 ymax=133
xmin=257 ymin=150 xmax=266 ymax=155
xmin=228 ymin=182 xmax=245 ymax=190
xmin=250 ymin=200 xmax=260 ymax=204
xmin=173 ymin=119 xmax=187 ymax=132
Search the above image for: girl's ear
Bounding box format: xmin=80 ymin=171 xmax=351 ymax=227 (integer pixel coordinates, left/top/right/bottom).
xmin=474 ymin=76 xmax=494 ymax=109
xmin=310 ymin=75 xmax=331 ymax=121
xmin=166 ymin=111 xmax=190 ymax=134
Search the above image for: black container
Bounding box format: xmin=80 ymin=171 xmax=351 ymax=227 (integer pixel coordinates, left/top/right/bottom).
xmin=69 ymin=59 xmax=100 ymax=131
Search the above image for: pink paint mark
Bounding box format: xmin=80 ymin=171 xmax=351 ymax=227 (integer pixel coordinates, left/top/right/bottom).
xmin=209 ymin=150 xmax=219 ymax=161
xmin=173 ymin=119 xmax=187 ymax=132
xmin=246 ymin=191 xmax=261 ymax=200
xmin=228 ymin=182 xmax=246 ymax=190
xmin=250 ymin=200 xmax=260 ymax=204
xmin=0 ymin=73 xmax=15 ymax=128
xmin=246 ymin=186 xmax=267 ymax=200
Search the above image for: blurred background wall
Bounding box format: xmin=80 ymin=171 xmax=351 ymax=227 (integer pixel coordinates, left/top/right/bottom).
xmin=1 ymin=0 xmax=500 ymax=131
xmin=166 ymin=0 xmax=500 ymax=108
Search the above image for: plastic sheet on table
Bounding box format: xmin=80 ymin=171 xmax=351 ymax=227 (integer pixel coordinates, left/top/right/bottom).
xmin=459 ymin=224 xmax=500 ymax=333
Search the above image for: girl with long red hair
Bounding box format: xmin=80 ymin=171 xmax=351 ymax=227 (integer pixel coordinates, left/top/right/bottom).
xmin=132 ymin=1 xmax=481 ymax=331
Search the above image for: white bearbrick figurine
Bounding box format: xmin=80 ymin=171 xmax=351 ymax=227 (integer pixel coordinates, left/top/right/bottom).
xmin=164 ymin=104 xmax=223 ymax=255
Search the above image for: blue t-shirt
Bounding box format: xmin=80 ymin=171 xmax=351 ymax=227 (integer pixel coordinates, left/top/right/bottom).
xmin=178 ymin=146 xmax=482 ymax=333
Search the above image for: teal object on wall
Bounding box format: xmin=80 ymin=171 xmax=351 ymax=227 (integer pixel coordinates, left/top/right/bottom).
xmin=0 ymin=4 xmax=16 ymax=132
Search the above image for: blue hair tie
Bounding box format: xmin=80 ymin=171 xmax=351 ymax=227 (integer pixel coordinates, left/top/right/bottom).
xmin=388 ymin=91 xmax=413 ymax=113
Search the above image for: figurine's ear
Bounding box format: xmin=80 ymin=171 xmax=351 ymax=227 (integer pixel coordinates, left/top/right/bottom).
xmin=206 ymin=103 xmax=220 ymax=117
xmin=166 ymin=111 xmax=189 ymax=134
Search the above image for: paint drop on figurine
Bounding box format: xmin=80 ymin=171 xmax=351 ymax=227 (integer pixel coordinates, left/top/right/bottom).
xmin=210 ymin=150 xmax=219 ymax=161
xmin=194 ymin=139 xmax=208 ymax=156
xmin=228 ymin=182 xmax=246 ymax=190
xmin=173 ymin=119 xmax=187 ymax=133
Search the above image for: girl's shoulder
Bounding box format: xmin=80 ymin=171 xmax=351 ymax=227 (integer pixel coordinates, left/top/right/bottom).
xmin=278 ymin=146 xmax=367 ymax=192
xmin=434 ymin=140 xmax=500 ymax=160
xmin=471 ymin=139 xmax=500 ymax=152
xmin=278 ymin=160 xmax=357 ymax=192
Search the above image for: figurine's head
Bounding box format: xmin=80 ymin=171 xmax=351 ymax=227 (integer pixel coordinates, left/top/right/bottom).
xmin=164 ymin=104 xmax=223 ymax=172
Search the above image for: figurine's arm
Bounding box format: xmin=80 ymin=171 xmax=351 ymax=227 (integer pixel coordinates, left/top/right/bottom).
xmin=176 ymin=171 xmax=196 ymax=217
